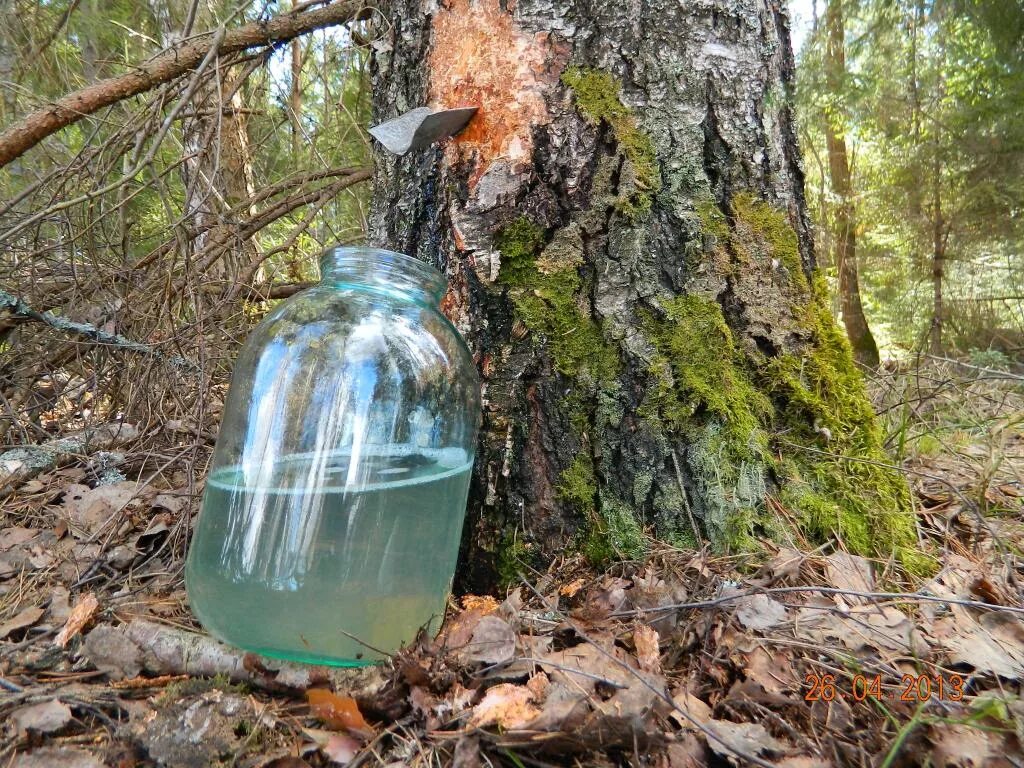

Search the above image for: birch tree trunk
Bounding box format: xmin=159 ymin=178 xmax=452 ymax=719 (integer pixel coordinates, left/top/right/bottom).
xmin=369 ymin=0 xmax=922 ymax=589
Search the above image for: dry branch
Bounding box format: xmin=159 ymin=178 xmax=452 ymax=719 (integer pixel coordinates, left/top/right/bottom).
xmin=0 ymin=421 xmax=139 ymax=497
xmin=0 ymin=290 xmax=196 ymax=370
xmin=0 ymin=1 xmax=371 ymax=168
xmin=83 ymin=620 xmax=384 ymax=695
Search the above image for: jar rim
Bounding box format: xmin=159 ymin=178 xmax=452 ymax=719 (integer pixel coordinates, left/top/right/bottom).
xmin=318 ymin=245 xmax=447 ymax=303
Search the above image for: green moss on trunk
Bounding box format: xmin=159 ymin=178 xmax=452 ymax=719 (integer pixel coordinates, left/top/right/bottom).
xmin=636 ymin=203 xmax=924 ymax=570
xmin=492 ymin=172 xmax=923 ymax=573
xmin=561 ymin=67 xmax=661 ymax=220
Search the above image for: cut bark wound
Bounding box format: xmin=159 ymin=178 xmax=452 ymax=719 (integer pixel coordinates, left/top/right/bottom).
xmin=428 ymin=0 xmax=565 ymax=181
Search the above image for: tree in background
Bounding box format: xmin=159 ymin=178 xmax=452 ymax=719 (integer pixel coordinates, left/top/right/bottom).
xmin=798 ymin=0 xmax=1024 ymax=358
xmin=824 ymin=0 xmax=880 ymax=368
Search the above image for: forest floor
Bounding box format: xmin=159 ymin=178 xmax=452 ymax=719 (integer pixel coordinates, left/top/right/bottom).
xmin=1 ymin=359 xmax=1023 ymax=768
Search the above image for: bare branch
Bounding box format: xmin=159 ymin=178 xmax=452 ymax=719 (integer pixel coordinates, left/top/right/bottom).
xmin=0 ymin=1 xmax=371 ymax=168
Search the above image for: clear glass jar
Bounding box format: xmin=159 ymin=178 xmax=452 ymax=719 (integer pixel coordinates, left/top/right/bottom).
xmin=185 ymin=246 xmax=480 ymax=666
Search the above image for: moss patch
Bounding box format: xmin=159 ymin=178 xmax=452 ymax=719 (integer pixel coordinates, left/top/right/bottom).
xmin=494 ymin=218 xmax=546 ymax=286
xmin=639 ymin=295 xmax=777 ymax=548
xmin=636 ymin=201 xmax=923 ymax=571
xmin=763 ymin=276 xmax=928 ymax=571
xmin=731 ymin=193 xmax=808 ymax=292
xmin=558 ymin=452 xmax=597 ymax=514
xmin=496 ymin=217 xmax=620 ymax=383
xmin=642 ymin=295 xmax=772 ymax=447
xmin=561 ymin=67 xmax=661 ymax=219
xmin=496 ymin=531 xmax=531 ymax=588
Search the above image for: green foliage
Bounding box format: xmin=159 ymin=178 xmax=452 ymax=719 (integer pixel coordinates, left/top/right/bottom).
xmin=796 ymin=0 xmax=1024 ymax=353
xmin=561 ymin=67 xmax=661 ymax=219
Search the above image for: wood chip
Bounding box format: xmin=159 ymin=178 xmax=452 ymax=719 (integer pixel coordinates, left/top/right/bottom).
xmin=54 ymin=592 xmax=99 ymax=647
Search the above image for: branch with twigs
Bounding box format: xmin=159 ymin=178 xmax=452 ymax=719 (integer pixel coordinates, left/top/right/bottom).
xmin=0 ymin=0 xmax=372 ymax=168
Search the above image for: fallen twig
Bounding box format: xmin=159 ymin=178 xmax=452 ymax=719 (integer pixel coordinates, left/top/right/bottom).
xmin=82 ymin=620 xmax=385 ymax=696
xmin=0 ymin=421 xmax=139 ymax=497
xmin=609 ymin=585 xmax=1024 ymax=618
xmin=0 ymin=290 xmax=197 ymax=371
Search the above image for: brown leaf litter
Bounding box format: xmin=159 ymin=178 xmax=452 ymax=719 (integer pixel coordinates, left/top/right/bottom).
xmin=1 ymin=363 xmax=1023 ymax=767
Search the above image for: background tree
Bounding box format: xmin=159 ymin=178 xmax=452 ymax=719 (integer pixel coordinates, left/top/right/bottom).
xmin=798 ymin=0 xmax=1024 ymax=359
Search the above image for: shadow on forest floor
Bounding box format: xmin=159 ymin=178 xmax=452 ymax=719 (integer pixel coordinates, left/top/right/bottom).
xmin=1 ymin=360 xmax=1022 ymax=767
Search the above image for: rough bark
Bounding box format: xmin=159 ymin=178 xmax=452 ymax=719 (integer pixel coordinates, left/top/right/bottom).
xmin=0 ymin=1 xmax=369 ymax=169
xmin=369 ymin=0 xmax=921 ymax=590
xmin=824 ymin=0 xmax=880 ymax=369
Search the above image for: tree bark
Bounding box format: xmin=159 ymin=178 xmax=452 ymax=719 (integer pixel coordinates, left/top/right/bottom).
xmin=369 ymin=0 xmax=920 ymax=589
xmin=823 ymin=0 xmax=880 ymax=369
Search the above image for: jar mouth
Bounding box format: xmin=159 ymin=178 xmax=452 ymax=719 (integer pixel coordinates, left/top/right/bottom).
xmin=318 ymin=246 xmax=447 ymax=304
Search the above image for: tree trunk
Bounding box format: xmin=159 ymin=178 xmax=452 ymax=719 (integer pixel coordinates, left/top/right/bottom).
xmin=930 ymin=152 xmax=945 ymax=355
xmin=823 ymin=0 xmax=880 ymax=369
xmin=369 ymin=0 xmax=921 ymax=590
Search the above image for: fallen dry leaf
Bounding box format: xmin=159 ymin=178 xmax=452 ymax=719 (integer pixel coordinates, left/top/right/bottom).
xmin=559 ymin=578 xmax=586 ymax=597
xmin=468 ymin=683 xmax=541 ymax=729
xmin=54 ymin=592 xmax=99 ymax=647
xmin=0 ymin=605 xmax=44 ymax=640
xmin=634 ymin=624 xmax=661 ymax=673
xmin=703 ymin=720 xmax=788 ymax=761
xmin=929 ymin=722 xmax=1003 ymax=768
xmin=935 ymin=610 xmax=1024 ymax=679
xmin=62 ymin=482 xmax=142 ymax=534
xmin=11 ymin=747 xmax=104 ymax=768
xmin=663 ymin=733 xmax=710 ymax=767
xmin=732 ymin=592 xmax=788 ymax=631
xmin=461 ymin=615 xmax=516 ymax=665
xmin=669 ymin=690 xmax=712 ymax=728
xmin=307 ymin=689 xmax=373 ymax=736
xmin=12 ymin=698 xmax=73 ymax=736
xmin=0 ymin=526 xmax=38 ymax=550
xmin=824 ymin=552 xmax=875 ymax=595
xmin=461 ymin=595 xmax=500 ymax=614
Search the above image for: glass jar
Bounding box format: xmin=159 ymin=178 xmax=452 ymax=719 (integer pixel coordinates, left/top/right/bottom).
xmin=185 ymin=246 xmax=480 ymax=666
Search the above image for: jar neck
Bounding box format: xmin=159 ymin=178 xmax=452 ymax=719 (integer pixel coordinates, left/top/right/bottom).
xmin=318 ymin=247 xmax=447 ymax=306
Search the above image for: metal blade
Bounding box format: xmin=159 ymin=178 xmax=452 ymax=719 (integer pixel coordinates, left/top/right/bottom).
xmin=368 ymin=106 xmax=478 ymax=155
